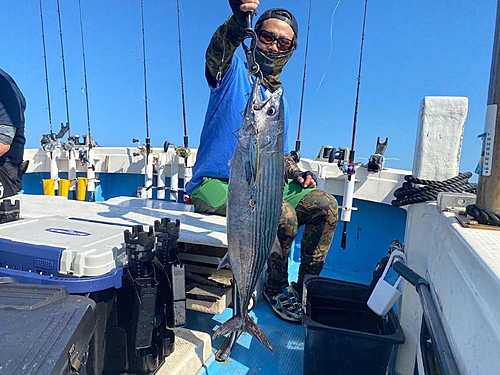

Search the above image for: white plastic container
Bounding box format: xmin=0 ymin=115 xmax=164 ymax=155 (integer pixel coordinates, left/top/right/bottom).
xmin=367 ymin=250 xmax=406 ymax=316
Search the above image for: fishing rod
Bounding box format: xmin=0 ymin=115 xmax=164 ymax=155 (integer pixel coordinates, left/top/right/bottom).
xmin=168 ymin=0 xmax=194 ymax=202
xmin=56 ymin=0 xmax=70 ymax=138
xmin=176 ymin=0 xmax=189 ymax=155
xmin=57 ymin=0 xmax=78 ymax=199
xmin=339 ymin=0 xmax=369 ymax=249
xmin=292 ymin=0 xmax=313 ymax=163
xmin=78 ymin=0 xmax=92 ymax=144
xmin=39 ymin=0 xmax=70 ymax=149
xmin=38 ymin=0 xmax=53 ymax=137
xmin=136 ymin=0 xmax=154 ymax=199
xmin=140 ymin=0 xmax=150 ymax=157
xmin=78 ymin=0 xmax=96 ymax=201
xmin=38 ymin=0 xmax=64 ymax=194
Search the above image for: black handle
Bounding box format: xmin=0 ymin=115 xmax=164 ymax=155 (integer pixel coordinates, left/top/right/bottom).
xmin=340 ymin=222 xmax=347 ymax=249
xmin=393 ymin=261 xmax=428 ymax=288
xmin=246 ymin=12 xmax=253 ymax=30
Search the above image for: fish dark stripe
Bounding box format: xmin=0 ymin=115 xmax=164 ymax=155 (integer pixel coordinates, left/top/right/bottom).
xmin=248 ymin=150 xmax=283 ymax=301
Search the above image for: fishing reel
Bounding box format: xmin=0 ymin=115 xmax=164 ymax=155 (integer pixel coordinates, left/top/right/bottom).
xmin=40 ymin=136 xmax=59 ymax=152
xmin=40 ymin=122 xmax=70 ymax=151
xmin=132 ymin=138 xmax=153 ymax=157
xmin=327 ymin=147 xmax=351 ymax=171
xmin=62 ymin=135 xmax=80 ymax=152
xmin=163 ymin=141 xmax=192 ymax=159
xmin=367 ymin=137 xmax=388 ymax=173
xmin=290 ymin=150 xmax=300 ymax=163
xmin=78 ymin=149 xmax=94 ymax=171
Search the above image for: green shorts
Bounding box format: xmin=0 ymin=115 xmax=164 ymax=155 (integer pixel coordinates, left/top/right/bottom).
xmin=190 ymin=177 xmax=316 ymax=216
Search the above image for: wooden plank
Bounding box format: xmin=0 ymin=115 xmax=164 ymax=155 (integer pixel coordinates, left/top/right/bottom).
xmin=186 ymin=287 xmax=232 ymax=314
xmin=184 ymin=263 xmax=232 ymax=277
xmin=456 ymin=215 xmax=500 ymax=231
xmin=178 ymin=242 xmax=227 ymax=258
xmin=186 ymin=283 xmax=229 ymax=302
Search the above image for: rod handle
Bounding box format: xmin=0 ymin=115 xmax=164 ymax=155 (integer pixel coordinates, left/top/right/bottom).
xmin=393 ymin=261 xmax=429 ymax=289
xmin=340 ymin=222 xmax=347 ymax=249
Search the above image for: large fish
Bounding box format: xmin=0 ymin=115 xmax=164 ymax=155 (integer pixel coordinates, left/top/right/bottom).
xmin=213 ymin=76 xmax=285 ymax=353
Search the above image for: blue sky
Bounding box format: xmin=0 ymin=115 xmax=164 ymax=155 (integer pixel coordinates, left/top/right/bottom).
xmin=1 ymin=0 xmax=496 ymax=175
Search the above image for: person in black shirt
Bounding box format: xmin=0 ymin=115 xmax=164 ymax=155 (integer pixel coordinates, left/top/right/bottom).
xmin=0 ymin=68 xmax=26 ymax=198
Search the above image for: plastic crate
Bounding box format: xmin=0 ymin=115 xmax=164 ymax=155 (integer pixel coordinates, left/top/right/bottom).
xmin=303 ymin=276 xmax=405 ymax=375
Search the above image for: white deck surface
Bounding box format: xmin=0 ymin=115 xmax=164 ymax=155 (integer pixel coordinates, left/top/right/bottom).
xmin=157 ymin=328 xmax=212 ymax=375
xmin=454 ymin=216 xmax=500 ymax=277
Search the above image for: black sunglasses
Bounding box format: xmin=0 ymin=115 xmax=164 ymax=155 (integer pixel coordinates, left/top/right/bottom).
xmin=257 ymin=30 xmax=294 ymax=51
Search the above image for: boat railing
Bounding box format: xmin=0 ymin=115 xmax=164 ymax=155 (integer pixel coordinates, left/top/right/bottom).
xmin=393 ymin=261 xmax=460 ymax=375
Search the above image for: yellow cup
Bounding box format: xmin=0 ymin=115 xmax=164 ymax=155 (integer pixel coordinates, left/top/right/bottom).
xmin=58 ymin=179 xmax=70 ymax=197
xmin=77 ymin=177 xmax=88 ymax=201
xmin=42 ymin=179 xmax=55 ymax=196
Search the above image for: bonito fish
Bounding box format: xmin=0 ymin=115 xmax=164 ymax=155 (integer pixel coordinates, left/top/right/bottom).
xmin=213 ymin=77 xmax=285 ymax=353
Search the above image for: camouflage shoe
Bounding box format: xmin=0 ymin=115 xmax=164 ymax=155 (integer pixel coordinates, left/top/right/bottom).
xmin=263 ymin=284 xmax=302 ymax=322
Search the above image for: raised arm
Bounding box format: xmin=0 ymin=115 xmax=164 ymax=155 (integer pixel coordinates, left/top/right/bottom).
xmin=205 ymin=0 xmax=260 ymax=87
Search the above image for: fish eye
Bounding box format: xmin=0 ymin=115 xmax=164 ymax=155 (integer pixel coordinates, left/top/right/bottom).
xmin=267 ymin=106 xmax=276 ymax=116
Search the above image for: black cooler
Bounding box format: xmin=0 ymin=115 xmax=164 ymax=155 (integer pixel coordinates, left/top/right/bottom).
xmin=0 ymin=281 xmax=96 ymax=375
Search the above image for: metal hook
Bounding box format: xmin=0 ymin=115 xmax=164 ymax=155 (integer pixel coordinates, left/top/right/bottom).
xmin=242 ymin=12 xmax=260 ymax=76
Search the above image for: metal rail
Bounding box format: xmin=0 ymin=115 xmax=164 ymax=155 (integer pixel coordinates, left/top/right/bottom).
xmin=393 ymin=261 xmax=460 ymax=375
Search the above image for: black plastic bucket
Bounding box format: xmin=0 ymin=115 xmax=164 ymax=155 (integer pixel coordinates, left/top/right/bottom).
xmin=303 ymin=276 xmax=405 ymax=375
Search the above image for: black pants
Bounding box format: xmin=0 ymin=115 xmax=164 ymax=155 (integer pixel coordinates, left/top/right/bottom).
xmin=0 ymin=162 xmax=22 ymax=199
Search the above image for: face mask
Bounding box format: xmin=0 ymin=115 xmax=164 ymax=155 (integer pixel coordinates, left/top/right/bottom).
xmin=255 ymin=47 xmax=293 ymax=76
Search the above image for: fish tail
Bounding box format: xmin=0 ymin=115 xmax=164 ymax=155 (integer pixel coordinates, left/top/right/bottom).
xmin=213 ymin=313 xmax=274 ymax=353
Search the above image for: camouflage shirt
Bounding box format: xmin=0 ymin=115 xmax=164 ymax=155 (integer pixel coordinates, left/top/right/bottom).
xmin=205 ymin=15 xmax=302 ymax=179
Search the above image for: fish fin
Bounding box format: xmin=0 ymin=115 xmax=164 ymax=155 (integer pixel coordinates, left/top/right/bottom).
xmin=217 ymin=253 xmax=231 ymax=270
xmin=213 ymin=313 xmax=273 ymax=353
xmin=270 ymin=236 xmax=283 ymax=257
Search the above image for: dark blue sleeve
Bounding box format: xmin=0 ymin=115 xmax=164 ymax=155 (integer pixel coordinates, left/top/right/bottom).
xmin=0 ymin=69 xmax=26 ymax=129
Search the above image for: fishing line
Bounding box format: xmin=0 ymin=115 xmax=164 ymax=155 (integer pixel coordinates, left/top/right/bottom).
xmin=38 ymin=0 xmax=53 ymax=135
xmin=56 ymin=0 xmax=71 ymax=137
xmin=294 ymin=0 xmax=313 ymax=161
xmin=140 ymin=0 xmax=150 ymax=150
xmin=176 ymin=0 xmax=189 ymax=150
xmin=315 ymin=0 xmax=341 ymax=95
xmin=78 ymin=0 xmax=92 ymax=140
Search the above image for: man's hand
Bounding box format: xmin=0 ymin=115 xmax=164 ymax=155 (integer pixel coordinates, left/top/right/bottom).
xmin=293 ymin=171 xmax=317 ymax=189
xmin=229 ymin=0 xmax=259 ymax=26
xmin=0 ymin=143 xmax=10 ymax=157
xmin=239 ymin=0 xmax=259 ymax=12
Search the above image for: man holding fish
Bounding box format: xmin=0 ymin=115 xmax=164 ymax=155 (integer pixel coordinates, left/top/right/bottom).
xmin=186 ymin=0 xmax=338 ymax=330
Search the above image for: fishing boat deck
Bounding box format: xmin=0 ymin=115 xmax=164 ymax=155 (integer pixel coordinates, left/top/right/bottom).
xmin=4 ymin=193 xmax=364 ymax=375
xmin=187 ymin=264 xmax=344 ymax=375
